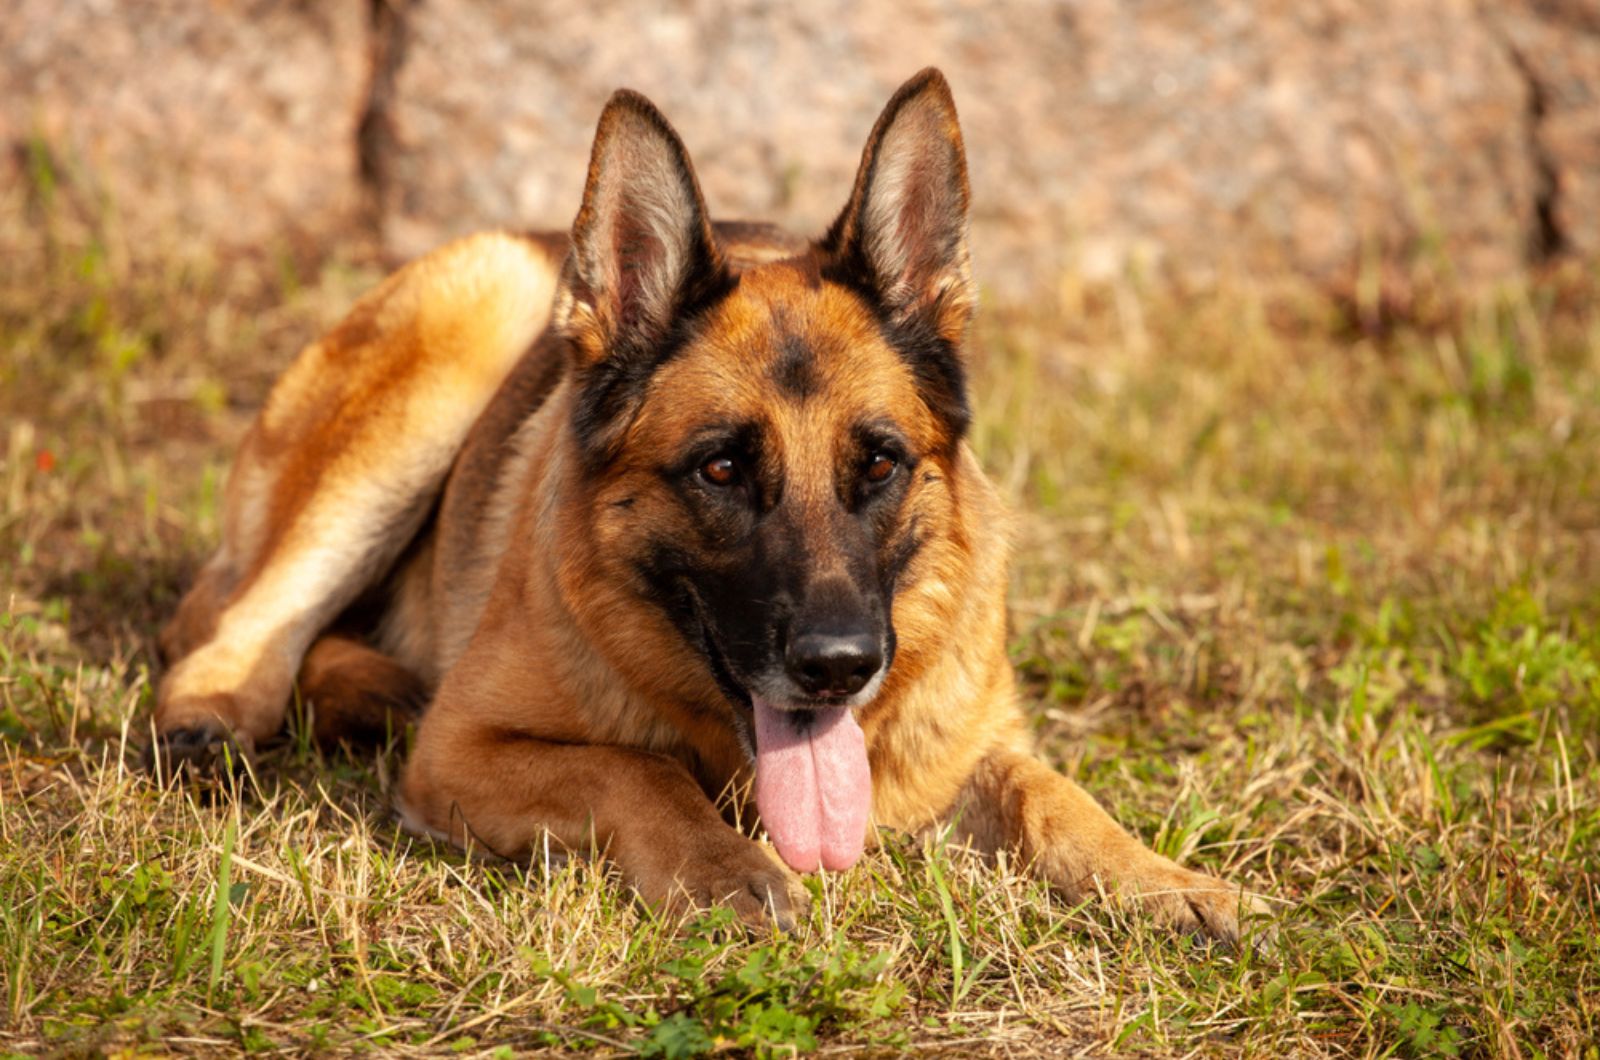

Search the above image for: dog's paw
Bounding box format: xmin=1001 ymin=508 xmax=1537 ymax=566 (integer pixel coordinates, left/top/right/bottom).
xmin=1127 ymin=865 xmax=1262 ymax=948
xmin=642 ymin=836 xmax=809 ymax=932
xmin=144 ymin=716 xmax=256 ymax=781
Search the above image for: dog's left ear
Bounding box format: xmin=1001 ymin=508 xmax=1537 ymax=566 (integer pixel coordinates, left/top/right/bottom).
xmin=823 ymin=69 xmax=975 ymax=341
xmin=822 ymin=68 xmax=975 ymax=437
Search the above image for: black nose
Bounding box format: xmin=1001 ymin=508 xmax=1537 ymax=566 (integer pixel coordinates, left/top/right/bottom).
xmin=785 ymin=631 xmax=883 ymax=698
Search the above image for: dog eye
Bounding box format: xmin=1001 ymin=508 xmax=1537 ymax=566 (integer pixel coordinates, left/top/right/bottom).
xmin=699 ymin=456 xmax=740 ymax=487
xmin=864 ymin=452 xmax=897 ymax=484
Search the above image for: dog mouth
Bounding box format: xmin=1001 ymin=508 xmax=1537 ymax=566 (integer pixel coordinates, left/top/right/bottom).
xmin=681 ymin=589 xmax=874 ymax=874
xmin=681 ymin=581 xmax=872 ymax=714
xmin=694 ymin=613 xmax=887 ymax=718
xmin=695 ymin=614 xmax=755 ymax=713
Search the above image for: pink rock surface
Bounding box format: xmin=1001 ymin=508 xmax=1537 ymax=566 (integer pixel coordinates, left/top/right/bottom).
xmin=4 ymin=1 xmax=1597 ymax=295
xmin=0 ymin=0 xmax=368 ymax=256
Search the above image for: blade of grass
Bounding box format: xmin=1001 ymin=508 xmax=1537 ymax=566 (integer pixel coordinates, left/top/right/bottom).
xmin=207 ymin=819 xmax=236 ymax=1003
xmin=924 ymin=840 xmax=966 ymax=1009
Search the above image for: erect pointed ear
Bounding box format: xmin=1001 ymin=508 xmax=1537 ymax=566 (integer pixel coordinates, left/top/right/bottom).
xmin=559 ymin=89 xmax=730 ymax=368
xmin=822 ymin=68 xmax=976 ymax=345
xmin=557 ymin=89 xmax=732 ymax=464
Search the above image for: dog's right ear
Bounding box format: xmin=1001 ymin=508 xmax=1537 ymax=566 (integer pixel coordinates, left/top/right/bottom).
xmin=559 ymin=90 xmax=731 ymax=462
xmin=561 ymin=90 xmax=729 ymax=362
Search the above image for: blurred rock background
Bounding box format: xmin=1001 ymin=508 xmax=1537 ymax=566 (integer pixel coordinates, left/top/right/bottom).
xmin=4 ymin=0 xmax=1598 ymax=302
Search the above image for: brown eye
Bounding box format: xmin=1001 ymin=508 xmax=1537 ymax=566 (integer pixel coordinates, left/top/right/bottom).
xmin=700 ymin=456 xmax=739 ymax=487
xmin=864 ymin=452 xmax=897 ymax=484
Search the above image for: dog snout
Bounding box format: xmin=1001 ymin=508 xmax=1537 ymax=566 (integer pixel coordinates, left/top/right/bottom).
xmin=785 ymin=629 xmax=883 ymax=698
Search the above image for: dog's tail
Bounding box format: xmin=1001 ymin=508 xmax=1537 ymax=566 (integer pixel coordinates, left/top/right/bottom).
xmin=296 ymin=635 xmax=427 ymax=748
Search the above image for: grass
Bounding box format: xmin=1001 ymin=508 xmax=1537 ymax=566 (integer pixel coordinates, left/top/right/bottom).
xmin=3 ymin=171 xmax=1599 ymax=1056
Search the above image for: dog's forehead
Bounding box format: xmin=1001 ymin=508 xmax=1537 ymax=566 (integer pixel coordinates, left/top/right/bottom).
xmin=635 ymin=261 xmax=938 ymax=448
xmin=704 ymin=262 xmax=899 ymax=378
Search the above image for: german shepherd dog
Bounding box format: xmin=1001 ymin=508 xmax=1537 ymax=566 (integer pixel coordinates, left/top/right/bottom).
xmin=151 ymin=69 xmax=1249 ymax=942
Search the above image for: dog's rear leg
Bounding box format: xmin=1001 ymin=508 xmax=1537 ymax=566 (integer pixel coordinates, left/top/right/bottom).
xmin=151 ymin=476 xmax=435 ymax=771
xmin=150 ymin=232 xmax=559 ymax=775
xmin=158 ymin=553 xmax=232 ymax=667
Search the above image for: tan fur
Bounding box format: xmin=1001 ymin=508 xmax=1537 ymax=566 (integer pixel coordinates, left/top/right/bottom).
xmin=156 ymin=231 xmax=559 ymax=748
xmin=154 ymin=71 xmax=1253 ymax=942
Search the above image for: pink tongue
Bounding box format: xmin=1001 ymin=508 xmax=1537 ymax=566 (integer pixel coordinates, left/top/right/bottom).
xmin=752 ymin=697 xmax=872 ymax=873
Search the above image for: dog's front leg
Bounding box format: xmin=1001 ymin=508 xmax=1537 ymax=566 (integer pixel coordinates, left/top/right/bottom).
xmin=951 ymin=748 xmax=1250 ymax=944
xmin=398 ymin=735 xmax=805 ymax=929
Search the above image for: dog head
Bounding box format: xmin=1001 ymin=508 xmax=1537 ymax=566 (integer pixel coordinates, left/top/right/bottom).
xmin=555 ymin=69 xmax=976 ymax=730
